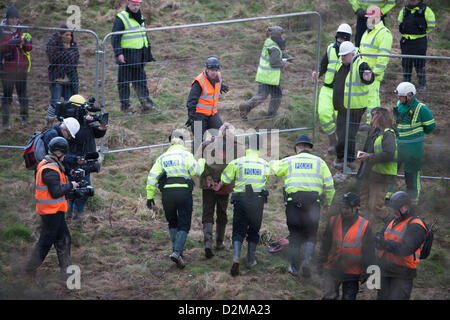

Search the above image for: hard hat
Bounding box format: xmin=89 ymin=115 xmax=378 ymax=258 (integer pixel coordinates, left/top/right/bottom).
xmin=342 ymin=192 xmax=360 ymax=207
xmin=267 ymin=26 xmax=284 ymax=37
xmin=48 ymin=137 xmax=69 ymax=155
xmin=68 ymin=94 xmax=86 ymax=107
xmin=128 ymin=0 xmax=142 ymax=3
xmin=338 ymin=41 xmax=356 ymax=56
xmin=336 ymin=24 xmax=352 ymax=36
xmin=205 ymin=57 xmax=220 ymax=70
xmin=387 ymin=191 xmax=411 ymax=210
xmin=365 ymin=5 xmax=383 ymax=17
xmin=396 ymin=82 xmax=416 ymax=96
xmin=295 ymin=134 xmax=313 ymax=148
xmin=63 ymin=117 xmax=80 ymax=138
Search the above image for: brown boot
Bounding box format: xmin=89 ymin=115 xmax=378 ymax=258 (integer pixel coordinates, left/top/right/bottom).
xmin=239 ymin=103 xmax=250 ymax=120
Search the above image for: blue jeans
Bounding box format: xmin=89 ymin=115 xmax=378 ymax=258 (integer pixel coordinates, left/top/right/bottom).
xmin=46 ymin=83 xmax=74 ymax=118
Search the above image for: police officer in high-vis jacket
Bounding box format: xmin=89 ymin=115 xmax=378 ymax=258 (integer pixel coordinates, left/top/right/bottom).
xmin=25 ymin=137 xmax=79 ymax=279
xmin=146 ymin=133 xmax=205 ymax=269
xmin=219 ymin=134 xmax=270 ymax=277
xmin=111 ymin=0 xmax=159 ymax=113
xmin=271 ymin=134 xmax=335 ymax=278
xmin=398 ymin=0 xmax=436 ymax=93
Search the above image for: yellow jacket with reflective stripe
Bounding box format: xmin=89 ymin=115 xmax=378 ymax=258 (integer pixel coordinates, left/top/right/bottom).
xmin=348 ymin=0 xmax=396 ymax=15
xmin=371 ymin=128 xmax=398 ymax=176
xmin=117 ymin=10 xmax=149 ymax=49
xmin=255 ymin=38 xmax=282 ymax=86
xmin=270 ymin=151 xmax=335 ymax=206
xmin=337 ymin=57 xmax=371 ymax=109
xmin=359 ymin=21 xmax=393 ymax=82
xmin=324 ymin=43 xmax=340 ymax=85
xmin=221 ymin=149 xmax=270 ymax=193
xmin=398 ymin=5 xmax=435 ymax=40
xmin=146 ymin=144 xmax=205 ymax=199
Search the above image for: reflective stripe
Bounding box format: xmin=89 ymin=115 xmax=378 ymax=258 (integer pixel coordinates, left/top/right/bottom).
xmin=284 ymin=182 xmax=324 ymax=189
xmin=258 ymin=65 xmax=280 ymax=72
xmin=222 ymin=171 xmax=232 ymax=183
xmin=325 ymin=185 xmax=335 ymax=190
xmin=327 ymin=68 xmax=337 ymax=73
xmin=36 ymin=197 xmax=66 ymax=204
xmin=196 ymin=104 xmax=216 ymax=109
xmin=345 ymin=91 xmax=369 ymax=97
xmin=35 ymin=186 xmax=48 ymax=191
xmin=122 ymin=34 xmax=146 ymax=40
xmin=375 ymin=64 xmax=386 ymax=69
xmin=335 ymin=217 xmax=367 ymax=248
xmin=234 ymin=185 xmax=265 ymax=192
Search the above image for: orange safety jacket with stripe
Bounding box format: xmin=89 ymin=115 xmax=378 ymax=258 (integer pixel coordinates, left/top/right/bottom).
xmin=192 ymin=71 xmax=222 ymax=116
xmin=379 ymin=216 xmax=427 ymax=269
xmin=325 ymin=214 xmax=370 ymax=275
xmin=35 ymin=159 xmax=68 ymax=215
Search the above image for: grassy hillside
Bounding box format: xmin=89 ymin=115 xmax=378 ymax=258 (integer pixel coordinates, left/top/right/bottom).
xmin=0 ymin=0 xmax=449 ymax=300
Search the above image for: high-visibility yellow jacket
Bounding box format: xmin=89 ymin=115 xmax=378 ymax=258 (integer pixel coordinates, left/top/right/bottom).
xmin=270 ymin=151 xmax=335 ymax=206
xmin=398 ymin=4 xmax=436 ymax=40
xmin=323 ymin=42 xmax=340 ymax=86
xmin=371 ymin=128 xmax=398 ymax=176
xmin=255 ymin=38 xmax=282 ymax=86
xmin=116 ymin=10 xmax=148 ymax=49
xmin=359 ymin=21 xmax=393 ymax=82
xmin=146 ymin=144 xmax=205 ymax=199
xmin=348 ymin=0 xmax=396 ymax=15
xmin=221 ymin=149 xmax=270 ymax=193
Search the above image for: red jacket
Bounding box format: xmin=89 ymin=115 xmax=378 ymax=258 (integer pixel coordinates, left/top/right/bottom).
xmin=0 ymin=23 xmax=32 ymax=73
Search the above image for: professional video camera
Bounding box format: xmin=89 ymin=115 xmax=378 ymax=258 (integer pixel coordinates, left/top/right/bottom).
xmin=76 ymin=151 xmax=101 ymax=175
xmin=67 ymin=168 xmax=95 ymax=200
xmin=55 ymin=97 xmax=109 ymax=126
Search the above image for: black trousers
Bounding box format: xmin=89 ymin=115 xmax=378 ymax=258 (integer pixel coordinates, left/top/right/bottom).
xmin=1 ymin=71 xmax=28 ymax=125
xmin=190 ymin=113 xmax=223 ymax=153
xmin=161 ymin=188 xmax=193 ymax=233
xmin=336 ymin=108 xmax=366 ymax=163
xmin=377 ymin=276 xmax=414 ymax=300
xmin=231 ymin=196 xmax=264 ymax=244
xmin=322 ymin=272 xmax=360 ymax=300
xmin=117 ymin=63 xmax=152 ymax=110
xmin=25 ymin=211 xmax=71 ymax=273
xmin=400 ymin=36 xmax=427 ymax=87
xmin=285 ymin=195 xmax=320 ymax=245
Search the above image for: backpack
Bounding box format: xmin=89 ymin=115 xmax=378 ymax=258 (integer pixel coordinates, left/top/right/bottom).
xmin=408 ymin=216 xmax=433 ymax=260
xmin=23 ymin=131 xmax=47 ymax=170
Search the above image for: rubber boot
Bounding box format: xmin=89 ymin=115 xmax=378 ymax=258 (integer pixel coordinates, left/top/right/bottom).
xmin=301 ymin=242 xmax=315 ymax=278
xmin=288 ymin=240 xmax=300 ymax=277
xmin=327 ymin=133 xmax=337 ymax=154
xmin=203 ymin=223 xmax=214 ymax=259
xmin=246 ymin=241 xmax=258 ymax=269
xmin=56 ymin=236 xmax=72 ymax=281
xmin=239 ymin=103 xmax=250 ymax=120
xmin=215 ymin=223 xmax=226 ymax=250
xmin=169 ymin=228 xmax=178 ymax=253
xmin=171 ymin=231 xmax=188 ymax=268
xmin=230 ymin=240 xmax=242 ymax=277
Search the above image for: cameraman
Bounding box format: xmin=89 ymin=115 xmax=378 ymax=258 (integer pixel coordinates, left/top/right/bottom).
xmin=65 ymin=94 xmax=107 ymax=231
xmin=25 ymin=137 xmax=79 ymax=280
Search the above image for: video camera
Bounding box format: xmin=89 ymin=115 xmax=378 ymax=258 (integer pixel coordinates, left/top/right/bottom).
xmin=68 ymin=168 xmax=95 ymax=200
xmin=76 ymin=151 xmax=101 ymax=175
xmin=55 ymin=97 xmax=109 ymax=126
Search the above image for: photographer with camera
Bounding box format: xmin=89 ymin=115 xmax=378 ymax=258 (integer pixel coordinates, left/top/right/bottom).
xmin=58 ymin=94 xmax=107 ymax=232
xmin=25 ymin=137 xmax=79 ymax=280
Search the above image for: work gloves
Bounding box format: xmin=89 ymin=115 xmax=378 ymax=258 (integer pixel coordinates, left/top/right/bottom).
xmin=185 ymin=110 xmax=198 ymax=128
xmin=146 ymin=199 xmax=155 ymax=210
xmin=220 ymin=84 xmax=229 ymax=94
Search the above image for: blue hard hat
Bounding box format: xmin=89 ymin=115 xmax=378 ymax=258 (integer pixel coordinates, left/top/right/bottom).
xmin=295 ymin=134 xmax=313 ymax=148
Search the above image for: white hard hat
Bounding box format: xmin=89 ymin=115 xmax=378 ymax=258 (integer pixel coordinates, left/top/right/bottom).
xmin=337 ymin=23 xmax=352 ymax=35
xmin=396 ymin=82 xmax=416 ymax=96
xmin=339 ymin=41 xmax=356 ymax=56
xmin=63 ymin=117 xmax=80 ymax=138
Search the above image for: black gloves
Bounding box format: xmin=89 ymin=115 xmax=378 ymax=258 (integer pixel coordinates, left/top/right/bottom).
xmin=146 ymin=199 xmax=155 ymax=210
xmin=220 ymin=84 xmax=229 ymax=94
xmin=356 ymin=8 xmax=366 ymax=19
xmin=185 ymin=110 xmax=198 ymax=127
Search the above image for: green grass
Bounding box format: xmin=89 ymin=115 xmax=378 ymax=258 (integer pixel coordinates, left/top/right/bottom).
xmin=2 ymin=224 xmax=31 ymax=243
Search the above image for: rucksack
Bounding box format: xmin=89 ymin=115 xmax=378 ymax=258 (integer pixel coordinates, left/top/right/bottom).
xmin=23 ymin=131 xmax=47 ymax=170
xmin=408 ymin=216 xmax=433 ymax=260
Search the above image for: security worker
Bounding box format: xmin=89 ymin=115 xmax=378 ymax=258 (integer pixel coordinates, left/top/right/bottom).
xmin=312 ymin=24 xmax=352 ymax=154
xmin=332 ymin=41 xmax=374 ymax=170
xmin=398 ymin=0 xmax=436 ymax=93
xmin=349 ymin=0 xmax=395 ymax=47
xmin=375 ymin=191 xmax=428 ymax=300
xmin=111 ymin=0 xmax=159 ymax=113
xmin=388 ymin=82 xmax=435 ymax=205
xmin=25 ymin=137 xmax=79 ymax=279
xmin=359 ymin=5 xmax=393 ymax=128
xmin=146 ymin=133 xmax=205 ymax=269
xmin=219 ymin=134 xmax=270 ymax=277
xmin=271 ymin=134 xmax=335 ymax=277
xmin=186 ymin=57 xmax=229 ymax=152
xmin=239 ymin=26 xmax=293 ymax=120
xmin=319 ymin=192 xmax=375 ymax=300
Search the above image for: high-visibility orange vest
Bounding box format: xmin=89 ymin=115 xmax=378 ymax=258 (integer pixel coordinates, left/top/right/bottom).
xmin=192 ymin=71 xmax=222 ymax=116
xmin=379 ymin=216 xmax=427 ymax=269
xmin=35 ymin=160 xmax=68 ymax=215
xmin=325 ymin=215 xmax=370 ymax=275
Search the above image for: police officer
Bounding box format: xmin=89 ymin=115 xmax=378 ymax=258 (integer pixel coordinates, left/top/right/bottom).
xmin=312 ymin=24 xmax=352 ymax=154
xmin=398 ymin=0 xmax=436 ymax=93
xmin=146 ymin=133 xmax=205 ymax=269
xmin=375 ymin=191 xmax=428 ymax=300
xmin=219 ymin=134 xmax=270 ymax=277
xmin=25 ymin=137 xmax=79 ymax=279
xmin=186 ymin=57 xmax=229 ymax=153
xmin=319 ymin=192 xmax=375 ymax=300
xmin=271 ymin=134 xmax=335 ymax=277
xmin=111 ymin=0 xmax=159 ymax=113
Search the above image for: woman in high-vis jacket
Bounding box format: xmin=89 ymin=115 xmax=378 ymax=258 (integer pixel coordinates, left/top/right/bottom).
xmin=25 ymin=137 xmax=79 ymax=279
